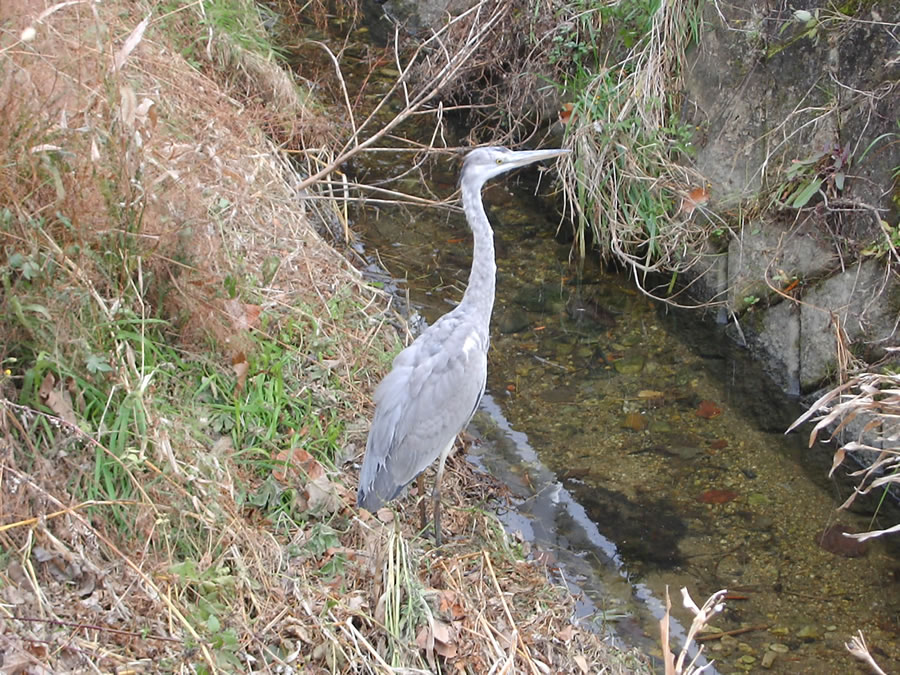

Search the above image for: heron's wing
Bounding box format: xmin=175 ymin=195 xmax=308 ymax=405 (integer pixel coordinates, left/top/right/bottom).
xmin=358 ymin=316 xmax=488 ymax=511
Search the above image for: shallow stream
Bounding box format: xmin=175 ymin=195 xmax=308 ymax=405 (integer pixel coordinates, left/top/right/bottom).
xmin=352 ymin=156 xmax=900 ymax=674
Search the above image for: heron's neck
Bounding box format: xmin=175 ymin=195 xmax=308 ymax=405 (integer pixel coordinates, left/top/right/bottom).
xmin=460 ymin=179 xmax=497 ymax=329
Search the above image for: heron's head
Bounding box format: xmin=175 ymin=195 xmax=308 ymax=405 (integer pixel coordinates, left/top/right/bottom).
xmin=461 ymin=146 xmax=570 ymax=188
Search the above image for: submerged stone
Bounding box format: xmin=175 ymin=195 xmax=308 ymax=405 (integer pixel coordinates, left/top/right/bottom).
xmin=613 ymin=353 xmax=646 ymax=375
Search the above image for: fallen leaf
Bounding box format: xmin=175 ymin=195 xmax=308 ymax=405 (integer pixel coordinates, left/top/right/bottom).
xmin=698 ymin=489 xmax=738 ymax=504
xmin=574 ymin=654 xmax=589 ymax=673
xmin=709 ymin=439 xmax=728 ymax=450
xmin=435 ymin=638 xmax=457 ymax=658
xmin=224 ymin=298 xmax=262 ymax=332
xmin=231 ymin=352 xmax=249 ymax=393
xmin=119 ymin=85 xmax=137 ymax=129
xmin=438 ymin=590 xmax=466 ymax=620
xmin=305 ymin=471 xmax=342 ymax=514
xmin=817 ymin=524 xmax=867 ymax=557
xmin=559 ymin=102 xmax=575 ymax=123
xmin=416 ymin=625 xmax=431 ymax=651
xmin=38 ymin=372 xmax=77 ymax=425
xmin=416 ymin=624 xmax=436 ymax=669
xmin=557 ymin=624 xmax=575 ymax=642
xmin=273 ymin=447 xmax=325 ymax=483
xmin=696 ymin=400 xmax=722 ymax=419
xmin=621 ymin=411 xmax=648 ymax=431
xmin=679 ymin=186 xmax=709 ymax=216
xmin=431 ymin=619 xmax=452 ymax=645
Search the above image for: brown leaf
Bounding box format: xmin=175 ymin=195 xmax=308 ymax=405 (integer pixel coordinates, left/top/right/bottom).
xmin=39 ymin=372 xmax=77 ymax=425
xmin=305 ymin=472 xmax=341 ymax=514
xmin=622 ymin=411 xmax=648 ymax=431
xmin=231 ymin=352 xmax=249 ymax=393
xmin=431 ymin=619 xmax=457 ymax=658
xmin=273 ymin=447 xmax=324 ymax=483
xmin=557 ymin=624 xmax=575 ymax=642
xmin=416 ymin=625 xmax=435 ymax=669
xmin=817 ymin=524 xmax=868 ymax=557
xmin=38 ymin=371 xmax=55 ymax=399
xmin=698 ymin=489 xmax=738 ymax=504
xmin=416 ymin=625 xmax=431 ymax=650
xmin=696 ymin=400 xmax=722 ymax=419
xmin=438 ymin=590 xmax=466 ymax=620
xmin=224 ymin=298 xmax=261 ymax=332
xmin=435 ymin=639 xmax=457 ymax=658
xmin=679 ymin=186 xmax=709 ymax=216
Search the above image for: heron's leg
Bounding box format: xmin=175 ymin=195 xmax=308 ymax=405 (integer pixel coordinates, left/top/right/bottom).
xmin=417 ymin=473 xmax=427 ymax=531
xmin=432 ymin=440 xmax=455 ymax=546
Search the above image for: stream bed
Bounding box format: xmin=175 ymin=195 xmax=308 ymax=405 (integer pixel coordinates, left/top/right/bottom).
xmin=352 ymin=156 xmax=900 ymax=674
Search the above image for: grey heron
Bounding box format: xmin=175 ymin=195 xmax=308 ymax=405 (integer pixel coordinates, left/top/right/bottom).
xmin=357 ymin=146 xmax=569 ymax=544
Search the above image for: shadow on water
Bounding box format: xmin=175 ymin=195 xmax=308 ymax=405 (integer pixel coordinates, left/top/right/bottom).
xmin=353 ymin=157 xmax=900 ymax=674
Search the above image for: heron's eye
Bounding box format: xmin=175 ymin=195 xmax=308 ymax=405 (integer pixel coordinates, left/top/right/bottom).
xmin=495 ymin=159 xmax=503 ymax=165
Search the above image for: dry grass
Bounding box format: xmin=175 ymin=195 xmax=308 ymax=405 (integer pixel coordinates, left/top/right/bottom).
xmin=788 ymin=369 xmax=900 ymax=539
xmin=0 ymin=1 xmax=651 ymax=673
xmin=557 ymin=0 xmax=721 ymax=305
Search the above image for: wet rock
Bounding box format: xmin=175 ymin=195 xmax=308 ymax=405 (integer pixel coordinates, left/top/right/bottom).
xmin=361 ymin=0 xmax=480 ymax=40
xmin=513 ymin=283 xmax=566 ymax=314
xmin=649 ymin=420 xmax=672 ymax=433
xmin=747 ymin=493 xmax=770 ymax=507
xmin=621 ymin=412 xmax=648 ymax=431
xmin=566 ymin=295 xmax=617 ymax=327
xmin=540 ymin=385 xmax=578 ymax=404
xmin=574 ymin=345 xmax=594 ymax=359
xmin=761 ymin=650 xmax=778 ymax=669
xmin=497 ymin=308 xmax=531 ymax=334
xmin=800 ymin=261 xmax=899 ymax=389
xmin=796 ymin=625 xmax=820 ymax=642
xmin=679 ymin=0 xmax=899 ymax=400
xmin=668 ymin=445 xmax=703 ymax=460
xmin=816 ymin=524 xmax=868 ymax=558
xmin=555 ymin=342 xmax=574 ymax=357
xmin=768 ymin=643 xmax=789 ymax=653
xmin=613 ymin=353 xmax=645 ymax=375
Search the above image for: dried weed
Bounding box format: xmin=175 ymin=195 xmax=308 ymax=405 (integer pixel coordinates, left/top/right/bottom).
xmin=0 ymin=1 xmax=650 ymax=673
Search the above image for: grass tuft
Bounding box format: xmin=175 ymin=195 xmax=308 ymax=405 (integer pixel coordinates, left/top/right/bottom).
xmin=558 ymin=0 xmax=718 ymax=298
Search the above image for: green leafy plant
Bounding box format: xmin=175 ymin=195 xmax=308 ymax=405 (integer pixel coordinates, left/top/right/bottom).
xmin=777 ymin=143 xmax=851 ymax=209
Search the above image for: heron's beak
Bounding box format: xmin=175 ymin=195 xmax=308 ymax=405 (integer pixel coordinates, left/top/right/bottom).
xmin=506 ymin=148 xmax=571 ymax=169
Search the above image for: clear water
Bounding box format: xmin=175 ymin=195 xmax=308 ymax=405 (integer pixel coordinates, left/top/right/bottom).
xmin=353 ymin=157 xmax=900 ymax=673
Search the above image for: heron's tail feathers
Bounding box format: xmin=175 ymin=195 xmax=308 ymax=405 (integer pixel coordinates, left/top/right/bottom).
xmin=357 ymin=469 xmax=407 ymax=512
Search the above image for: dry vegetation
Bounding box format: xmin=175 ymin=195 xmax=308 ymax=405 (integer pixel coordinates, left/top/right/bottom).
xmin=789 ymin=369 xmax=900 ymax=540
xmin=0 ymin=1 xmax=654 ymax=672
